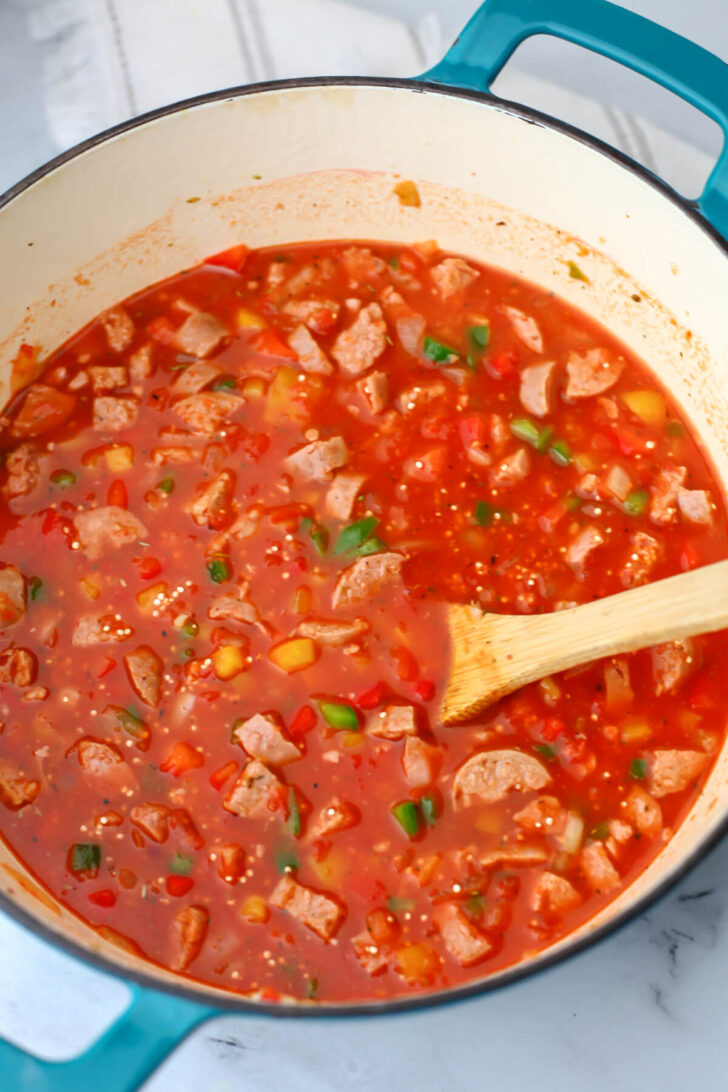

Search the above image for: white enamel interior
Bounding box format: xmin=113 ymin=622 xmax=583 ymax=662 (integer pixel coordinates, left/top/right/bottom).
xmin=1 ymin=81 xmax=727 ymax=1005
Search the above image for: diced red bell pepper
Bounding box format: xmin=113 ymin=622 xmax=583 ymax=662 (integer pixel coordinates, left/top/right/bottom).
xmin=107 ymin=479 xmax=128 ymax=509
xmin=356 ymin=681 xmax=388 ymax=709
xmin=610 ymin=424 xmax=652 ymax=457
xmin=88 ymin=889 xmax=117 ymax=908
xmin=147 ymin=387 xmax=170 ymax=412
xmin=288 ymin=704 xmax=317 ymax=739
xmin=250 ymin=329 xmax=298 ymax=360
xmin=309 ymin=307 xmax=337 ymax=337
xmin=204 ymin=243 xmax=249 ymax=272
xmin=413 ymin=679 xmax=436 ymax=702
xmin=168 ymin=809 xmax=205 ymax=850
xmin=209 ymin=760 xmax=238 ymax=791
xmin=160 ymin=741 xmax=204 ymax=777
xmin=134 ymin=556 xmax=162 ymax=581
xmin=486 ymin=350 xmax=518 ymax=380
xmin=166 ymin=875 xmax=194 ymax=897
xmin=96 ymin=656 xmax=117 ymax=680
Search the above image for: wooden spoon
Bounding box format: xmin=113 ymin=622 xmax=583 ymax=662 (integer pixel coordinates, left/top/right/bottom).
xmin=442 ymin=559 xmax=728 ymax=725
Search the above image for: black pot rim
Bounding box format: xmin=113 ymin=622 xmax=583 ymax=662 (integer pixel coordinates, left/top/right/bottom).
xmin=1 ymin=73 xmax=726 ymax=1022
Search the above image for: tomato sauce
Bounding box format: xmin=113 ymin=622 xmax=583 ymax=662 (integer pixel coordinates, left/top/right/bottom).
xmin=0 ymin=239 xmax=724 ymax=1002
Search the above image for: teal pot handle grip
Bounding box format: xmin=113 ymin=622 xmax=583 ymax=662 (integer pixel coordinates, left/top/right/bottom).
xmin=420 ymin=0 xmax=728 ymax=238
xmin=0 ymin=984 xmax=217 ymax=1092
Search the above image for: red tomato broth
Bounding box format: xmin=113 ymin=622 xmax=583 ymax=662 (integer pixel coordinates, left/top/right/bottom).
xmin=0 ymin=239 xmax=724 ymax=1002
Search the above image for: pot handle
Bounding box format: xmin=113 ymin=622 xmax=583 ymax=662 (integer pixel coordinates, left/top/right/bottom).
xmin=420 ymin=0 xmax=728 ymax=238
xmin=0 ymin=983 xmax=217 ymax=1092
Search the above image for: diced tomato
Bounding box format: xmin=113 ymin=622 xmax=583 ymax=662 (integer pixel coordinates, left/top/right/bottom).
xmin=107 ymin=479 xmax=128 ymax=508
xmin=541 ymin=717 xmax=566 ymax=742
xmin=420 ymin=414 xmax=456 ymax=442
xmin=166 ymin=875 xmax=194 ymax=897
xmin=96 ymin=656 xmax=117 ymax=680
xmin=147 ymin=387 xmax=169 ymax=412
xmin=689 ymin=673 xmax=716 ymax=711
xmin=391 ymin=646 xmax=418 ymax=682
xmin=160 ymin=741 xmax=204 ymax=777
xmin=209 ymin=760 xmax=238 ymax=791
xmin=486 ymin=350 xmax=518 ymax=380
xmin=81 ymin=444 xmax=110 ymax=468
xmin=11 ymin=385 xmax=76 ymax=439
xmin=309 ymin=308 xmax=337 ymax=337
xmin=560 ymin=735 xmax=588 ymax=764
xmin=134 ymin=556 xmax=163 ymax=580
xmin=209 ymin=626 xmax=248 ymax=650
xmin=610 ymin=424 xmax=652 ymax=457
xmin=168 ymin=809 xmax=204 ymax=850
xmin=88 ymin=889 xmax=117 ymax=909
xmin=267 ymin=784 xmax=288 ymax=814
xmin=259 ymin=987 xmax=281 ymax=1003
xmin=269 ymin=503 xmax=310 ymax=529
xmin=538 ymin=501 xmax=568 ymax=535
xmin=357 ymin=681 xmax=387 ymax=709
xmin=459 ymin=414 xmax=489 ymax=448
xmin=288 ymin=704 xmax=317 ymax=739
xmin=494 ymin=875 xmax=521 ymax=901
xmin=680 ymin=542 xmax=700 ymax=571
xmin=405 ymin=446 xmax=448 ymax=482
xmin=250 ymin=329 xmax=298 ymax=360
xmin=242 ymin=433 xmax=270 ymax=461
xmin=413 ymin=679 xmax=435 ymax=702
xmin=205 ymin=243 xmax=249 ymax=273
xmin=39 ymin=509 xmax=73 ymax=542
xmin=147 ymin=317 xmax=177 ymax=345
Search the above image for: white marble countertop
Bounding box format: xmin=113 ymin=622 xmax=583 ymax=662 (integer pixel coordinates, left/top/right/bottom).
xmin=2 ymin=1 xmax=728 ymax=1088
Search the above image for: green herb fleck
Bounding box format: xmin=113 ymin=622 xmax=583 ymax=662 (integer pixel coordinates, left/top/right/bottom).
xmin=624 ymin=488 xmax=649 ymax=516
xmin=357 ymin=535 xmax=387 ymax=556
xmin=333 ymin=516 xmax=378 ymax=555
xmin=50 ymin=469 xmax=76 ymax=488
xmin=317 ymin=700 xmax=359 ymax=731
xmin=534 ymin=743 xmax=557 ymax=762
xmin=286 ymin=788 xmax=301 ymax=838
xmin=423 ymin=336 xmax=459 ymax=365
xmin=28 ymin=576 xmax=43 ymax=601
xmin=666 ymin=421 xmax=684 ymax=438
xmin=157 ymin=477 xmax=175 ymax=494
xmin=474 ymin=500 xmax=493 ymax=527
xmin=387 ymin=895 xmax=416 ymax=914
xmin=69 ymin=842 xmax=101 ymax=876
xmin=207 ymin=557 xmax=231 ymax=583
xmin=391 ymin=800 xmax=420 ymax=838
xmin=420 ymin=795 xmax=438 ymax=826
xmin=567 ymin=260 xmax=589 ymax=282
xmin=275 ymin=847 xmax=300 ymax=873
xmin=629 ymin=758 xmax=647 ymax=780
xmin=468 ymin=324 xmax=490 ymax=350
xmin=170 ymin=853 xmax=194 ymax=875
xmin=549 ymin=439 xmax=572 ymax=466
xmin=213 ymin=375 xmax=236 ymax=391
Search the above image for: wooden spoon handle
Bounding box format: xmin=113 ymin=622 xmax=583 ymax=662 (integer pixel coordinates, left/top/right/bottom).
xmin=533 ymin=557 xmax=728 ymax=664
xmin=444 ymin=559 xmax=728 ymax=724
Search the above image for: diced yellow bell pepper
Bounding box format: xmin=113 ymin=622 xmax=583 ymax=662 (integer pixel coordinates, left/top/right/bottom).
xmin=80 ymin=577 xmax=100 ymax=601
xmin=237 ymin=307 xmax=266 ymax=330
xmin=291 ymin=585 xmax=312 ymax=615
xmin=308 ymin=846 xmax=347 ymax=888
xmin=395 ymin=942 xmax=439 ymax=984
xmin=242 ymin=377 xmax=266 ymax=399
xmin=240 ymin=895 xmax=269 ymax=923
xmin=573 ymin=451 xmax=597 ymax=473
xmin=212 ymin=645 xmax=247 ymax=680
xmin=621 ymin=390 xmax=667 ymax=426
xmin=475 ymin=808 xmax=503 ymax=834
xmin=539 ymin=676 xmax=562 ymax=706
xmin=136 ymin=581 xmax=168 ymax=611
xmin=620 ymin=720 xmax=652 ymax=744
xmin=267 ymin=637 xmax=318 ymax=674
xmin=341 ymin=731 xmax=364 ymax=749
xmin=393 ymin=180 xmax=421 ymax=207
xmin=264 ymin=366 xmax=304 ymax=423
xmin=105 ymin=444 xmax=134 ymax=472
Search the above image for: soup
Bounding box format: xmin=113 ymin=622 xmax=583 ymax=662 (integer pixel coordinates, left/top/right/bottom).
xmin=0 ymin=238 xmax=723 ymax=1002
